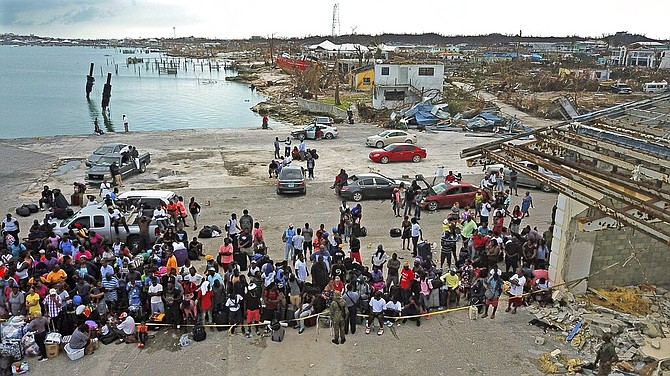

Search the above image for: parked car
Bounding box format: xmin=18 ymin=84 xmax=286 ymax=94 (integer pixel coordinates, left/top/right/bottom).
xmin=314 ymin=116 xmax=334 ymax=126
xmin=420 ymin=182 xmax=485 ymax=211
xmin=86 ymin=143 xmax=128 ymax=167
xmin=365 ymin=130 xmax=417 ymax=148
xmin=611 ymin=83 xmax=632 ymax=94
xmin=50 ymin=205 xmax=160 ymax=252
xmin=276 ymin=165 xmax=306 ymax=195
xmin=486 ymin=161 xmax=560 ymax=192
xmin=86 ymin=151 xmax=151 ymax=186
xmin=339 ymin=173 xmax=410 ymax=202
xmin=290 ymin=124 xmax=338 ymax=140
xmin=369 ymin=143 xmax=426 ymax=164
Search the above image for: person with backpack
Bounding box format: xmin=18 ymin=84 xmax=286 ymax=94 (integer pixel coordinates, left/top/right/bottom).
xmin=329 ymin=291 xmax=349 ymax=345
xmin=342 ymin=284 xmax=360 ymax=335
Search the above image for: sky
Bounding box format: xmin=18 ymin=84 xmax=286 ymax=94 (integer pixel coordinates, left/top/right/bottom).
xmin=1 ymin=0 xmax=669 ymax=41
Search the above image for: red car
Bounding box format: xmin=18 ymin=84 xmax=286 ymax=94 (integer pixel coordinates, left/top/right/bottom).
xmin=420 ymin=182 xmax=487 ymax=211
xmin=368 ymin=143 xmax=426 ymax=164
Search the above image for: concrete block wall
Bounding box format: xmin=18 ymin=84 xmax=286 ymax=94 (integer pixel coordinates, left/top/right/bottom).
xmin=296 ymin=99 xmax=348 ymax=120
xmin=587 ymin=227 xmax=670 ymax=288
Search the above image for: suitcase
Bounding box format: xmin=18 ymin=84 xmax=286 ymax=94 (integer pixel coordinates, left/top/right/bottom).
xmin=214 ymin=310 xmax=228 ymax=332
xmin=271 ymin=327 xmax=285 ymax=342
xmin=428 ymin=289 xmax=441 ymax=308
xmin=234 ymin=252 xmax=248 ymax=271
xmin=1 ymin=339 xmax=23 ymax=361
xmin=304 ymin=316 xmax=317 ymax=327
xmin=418 ymin=241 xmax=432 ymax=260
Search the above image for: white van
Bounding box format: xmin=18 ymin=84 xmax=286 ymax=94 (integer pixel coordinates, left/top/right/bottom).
xmin=643 ymin=81 xmax=668 ymax=93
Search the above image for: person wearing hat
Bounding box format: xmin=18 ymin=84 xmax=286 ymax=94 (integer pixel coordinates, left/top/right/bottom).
xmin=244 ymin=283 xmax=262 ymax=338
xmin=113 ymin=311 xmax=137 ymax=343
xmin=43 ymin=288 xmax=64 ymax=329
xmin=329 ymin=290 xmax=348 ymax=345
xmin=595 ymin=333 xmax=618 ymax=375
xmin=282 ymin=224 xmax=296 ymax=261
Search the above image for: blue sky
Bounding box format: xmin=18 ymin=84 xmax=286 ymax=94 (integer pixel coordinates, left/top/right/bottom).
xmin=1 ymin=0 xmax=668 ymax=40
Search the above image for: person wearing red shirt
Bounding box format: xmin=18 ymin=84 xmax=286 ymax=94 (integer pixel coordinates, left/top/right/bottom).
xmin=399 ymin=261 xmax=415 ymax=304
xmin=197 ymin=281 xmax=214 ymax=324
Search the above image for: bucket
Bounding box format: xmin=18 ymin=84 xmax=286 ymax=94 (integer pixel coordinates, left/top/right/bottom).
xmin=468 ymin=305 xmax=478 ymax=320
xmin=46 ymin=343 xmax=59 ymax=358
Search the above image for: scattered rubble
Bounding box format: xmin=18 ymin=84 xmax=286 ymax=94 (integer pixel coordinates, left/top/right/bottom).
xmin=529 ymin=285 xmax=670 ymax=374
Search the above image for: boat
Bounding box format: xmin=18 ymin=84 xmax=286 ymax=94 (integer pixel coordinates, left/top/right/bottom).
xmin=276 ymin=54 xmax=315 ymax=73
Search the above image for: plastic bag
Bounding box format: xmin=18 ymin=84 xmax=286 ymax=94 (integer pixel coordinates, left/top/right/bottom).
xmin=179 ymin=334 xmax=191 ymax=347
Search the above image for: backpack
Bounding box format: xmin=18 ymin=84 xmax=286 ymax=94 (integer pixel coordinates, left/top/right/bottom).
xmin=359 ymin=226 xmax=367 ymax=237
xmin=192 ymin=319 xmax=207 ymax=342
xmin=198 ymin=226 xmax=213 ymax=239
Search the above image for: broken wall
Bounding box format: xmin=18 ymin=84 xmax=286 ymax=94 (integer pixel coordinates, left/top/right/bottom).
xmin=587 ymin=227 xmax=670 ymax=288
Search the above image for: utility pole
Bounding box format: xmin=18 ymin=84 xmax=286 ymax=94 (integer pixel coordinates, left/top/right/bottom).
xmin=269 ymin=33 xmax=276 ymax=65
xmin=173 ymin=27 xmax=176 ymax=39
xmin=332 ymin=3 xmax=340 ymax=37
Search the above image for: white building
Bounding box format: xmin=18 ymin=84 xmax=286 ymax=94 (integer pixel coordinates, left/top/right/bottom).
xmin=372 ymin=64 xmax=444 ymax=109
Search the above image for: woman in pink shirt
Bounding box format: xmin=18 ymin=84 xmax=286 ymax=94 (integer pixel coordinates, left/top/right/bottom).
xmin=218 ymin=237 xmax=234 ymax=272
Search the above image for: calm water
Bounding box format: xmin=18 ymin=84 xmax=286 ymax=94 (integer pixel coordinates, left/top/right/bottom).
xmin=0 ymin=45 xmax=279 ymax=138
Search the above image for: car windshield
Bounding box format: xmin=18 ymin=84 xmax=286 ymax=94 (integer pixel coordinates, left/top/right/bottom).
xmin=96 ymin=156 xmax=119 ymax=166
xmin=377 ymin=131 xmax=390 ymax=137
xmin=382 ymin=144 xmax=397 ymax=151
xmin=94 ymin=145 xmax=116 ymax=155
xmin=279 ymin=169 xmax=303 ymax=180
xmin=432 ymin=183 xmax=449 ymax=195
xmin=59 ymin=213 xmax=78 ymax=228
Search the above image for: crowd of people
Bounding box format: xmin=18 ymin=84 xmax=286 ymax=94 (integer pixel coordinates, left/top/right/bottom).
xmin=0 ymin=161 xmax=560 ymax=370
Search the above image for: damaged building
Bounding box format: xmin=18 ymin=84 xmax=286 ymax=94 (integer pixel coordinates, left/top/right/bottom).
xmin=461 ymin=93 xmax=670 ymax=293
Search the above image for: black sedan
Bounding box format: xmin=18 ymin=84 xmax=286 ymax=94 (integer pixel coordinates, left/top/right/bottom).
xmin=276 ymin=165 xmax=306 ymax=195
xmin=338 ymin=173 xmax=409 ymax=202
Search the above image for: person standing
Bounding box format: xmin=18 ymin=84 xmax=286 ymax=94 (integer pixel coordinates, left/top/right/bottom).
xmin=99 ymin=178 xmax=111 ymax=200
xmin=521 ymin=191 xmax=534 ymax=217
xmin=2 ymin=214 xmax=20 ymax=240
xmin=505 ymin=268 xmax=526 ymax=314
xmin=188 ymin=197 xmax=201 ymax=230
xmin=329 ymin=291 xmax=348 ymax=345
xmin=262 ymin=115 xmax=269 ymax=129
xmin=226 ymin=213 xmax=241 ymax=253
xmin=342 ymin=284 xmax=359 ymax=335
xmin=25 ymin=312 xmax=50 ymax=362
xmin=481 ymin=270 xmax=503 ymax=319
xmin=110 ymin=162 xmax=122 ymax=187
xmin=283 ymin=224 xmax=296 ymax=261
xmin=122 ymin=114 xmax=129 ymax=132
xmin=273 ymin=137 xmax=280 ymax=159
xmin=284 ymin=137 xmax=292 ymax=158
xmin=386 ymin=253 xmax=401 ymax=289
xmin=595 ymin=333 xmax=618 ymax=376
xmin=306 ymin=154 xmax=315 ymax=179
xmin=410 ymin=218 xmax=422 ymax=257
xmin=509 ymin=169 xmax=519 ymax=196
xmin=302 ymin=223 xmax=313 ymax=255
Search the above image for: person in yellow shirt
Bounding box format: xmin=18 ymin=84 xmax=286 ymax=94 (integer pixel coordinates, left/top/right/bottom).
xmin=26 ymin=286 xmax=42 ymax=318
xmin=165 ymin=249 xmax=178 ymax=275
xmin=440 ymin=268 xmax=460 ymax=308
xmin=41 ymin=264 xmax=67 ymax=286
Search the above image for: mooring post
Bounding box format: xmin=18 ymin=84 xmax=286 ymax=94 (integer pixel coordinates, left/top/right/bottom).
xmin=85 ymin=63 xmax=95 ymax=99
xmin=101 ymin=73 xmax=112 ymax=111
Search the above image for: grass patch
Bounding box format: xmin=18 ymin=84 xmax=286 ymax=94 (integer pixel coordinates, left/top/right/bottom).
xmin=319 ymin=92 xmax=371 ymax=110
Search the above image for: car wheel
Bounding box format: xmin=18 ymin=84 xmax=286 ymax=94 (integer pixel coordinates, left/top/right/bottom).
xmin=352 ymin=192 xmax=363 ymax=202
xmin=426 ymin=201 xmax=439 ymax=211
xmin=380 ymin=156 xmax=390 ymax=164
xmin=540 ymin=184 xmax=553 ymax=193
xmin=324 ymin=133 xmax=334 ymax=140
xmin=412 ymin=155 xmax=421 ymax=163
xmin=302 ymin=189 xmax=307 ymax=195
xmin=276 ymin=189 xmax=281 ymax=195
xmin=298 ymin=134 xmax=305 ymax=141
xmin=139 ymin=162 xmax=147 ymax=173
xmin=405 ymin=139 xmax=413 ymax=144
xmin=375 ymin=141 xmax=384 ymax=148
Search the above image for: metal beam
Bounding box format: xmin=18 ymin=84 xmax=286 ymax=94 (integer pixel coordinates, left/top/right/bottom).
xmin=481 ymin=149 xmax=670 ymax=244
xmin=503 ymin=145 xmax=670 ymax=226
xmin=600 ymin=118 xmax=670 ymax=139
xmin=537 ymin=132 xmax=670 ymax=184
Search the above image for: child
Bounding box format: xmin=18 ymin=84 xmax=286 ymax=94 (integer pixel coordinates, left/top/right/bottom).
xmin=137 ymin=321 xmax=148 ymax=348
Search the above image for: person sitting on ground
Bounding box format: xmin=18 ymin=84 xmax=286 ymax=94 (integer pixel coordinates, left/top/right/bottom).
xmin=531 ymin=277 xmax=552 ymax=307
xmin=113 ymin=312 xmax=137 ymax=343
xmin=137 ymin=321 xmax=148 ymax=348
xmin=401 ymin=295 xmax=422 ymax=327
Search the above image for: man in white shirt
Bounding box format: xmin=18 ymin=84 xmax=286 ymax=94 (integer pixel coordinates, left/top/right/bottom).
xmin=291 ymin=229 xmax=305 ymax=261
xmin=410 ymin=218 xmax=422 ymax=257
xmin=506 ymin=268 xmax=526 ymax=314
xmin=109 ymin=207 xmax=129 ymax=235
xmin=366 ymin=291 xmax=387 ymax=335
xmin=153 ymin=205 xmax=169 ymax=232
xmin=148 ymin=279 xmax=164 ymax=314
xmin=100 ymin=178 xmax=111 ymax=199
xmin=114 ymin=312 xmax=136 ymax=342
xmin=184 ymin=267 xmax=203 ymax=287
xmin=294 ymin=254 xmax=308 ymax=282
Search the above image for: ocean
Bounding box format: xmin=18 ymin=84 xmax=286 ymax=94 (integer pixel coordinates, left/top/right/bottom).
xmin=0 ymin=45 xmax=278 ymax=138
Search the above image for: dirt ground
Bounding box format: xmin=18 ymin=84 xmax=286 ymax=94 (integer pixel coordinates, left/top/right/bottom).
xmin=0 ymin=123 xmax=566 ymax=375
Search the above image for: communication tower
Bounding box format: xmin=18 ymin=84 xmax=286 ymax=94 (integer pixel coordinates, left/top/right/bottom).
xmin=332 ymin=3 xmax=340 ymax=37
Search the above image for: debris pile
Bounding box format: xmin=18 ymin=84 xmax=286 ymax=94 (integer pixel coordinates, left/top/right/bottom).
xmin=529 ymin=285 xmax=670 ymax=374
